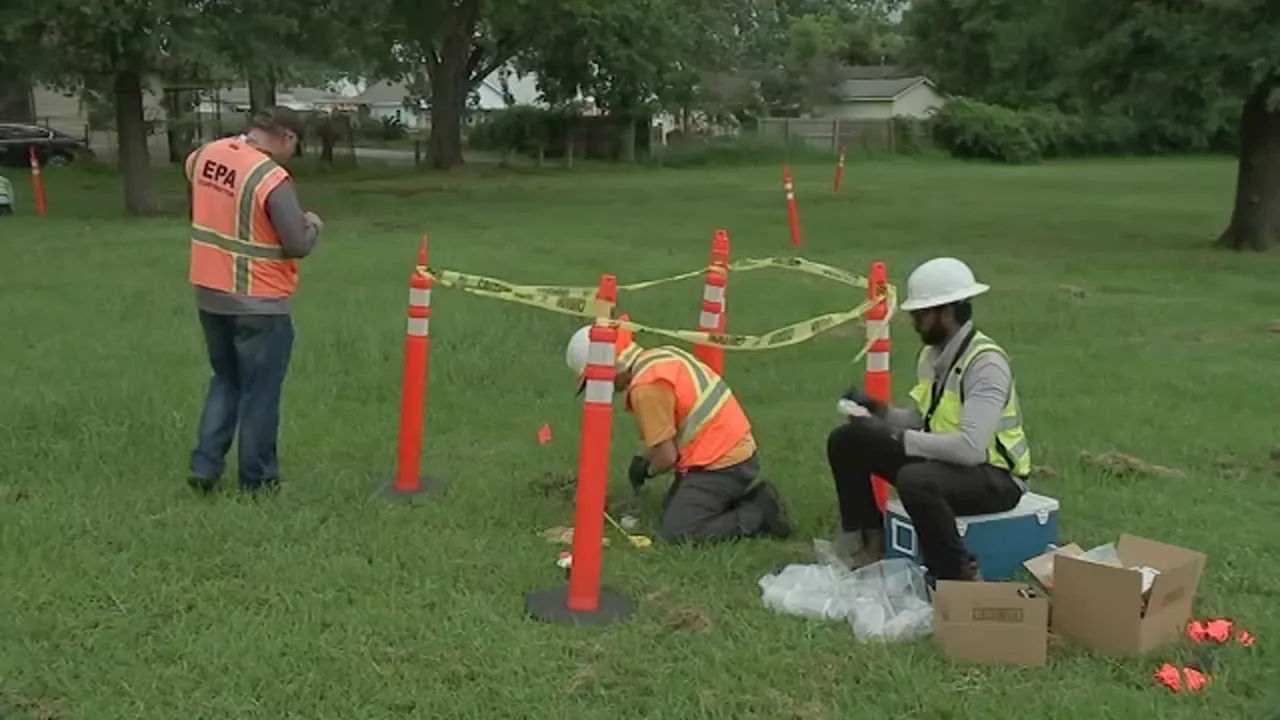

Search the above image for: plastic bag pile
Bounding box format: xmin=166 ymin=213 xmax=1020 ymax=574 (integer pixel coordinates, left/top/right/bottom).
xmin=757 ymin=540 xmax=934 ymax=642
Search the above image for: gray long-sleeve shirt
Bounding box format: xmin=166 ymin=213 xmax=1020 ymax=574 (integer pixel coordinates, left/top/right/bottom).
xmin=195 ymin=178 xmax=319 ymax=315
xmin=885 ymin=320 xmax=1015 ymax=470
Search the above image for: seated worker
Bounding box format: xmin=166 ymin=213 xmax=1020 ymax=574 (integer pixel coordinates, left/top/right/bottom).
xmin=0 ymin=173 xmax=13 ymax=216
xmin=564 ymin=322 xmax=792 ymax=544
xmin=826 ymin=257 xmax=1031 ymax=581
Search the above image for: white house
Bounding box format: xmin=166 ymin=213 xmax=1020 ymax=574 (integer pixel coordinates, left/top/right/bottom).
xmin=818 ymin=68 xmax=947 ymax=120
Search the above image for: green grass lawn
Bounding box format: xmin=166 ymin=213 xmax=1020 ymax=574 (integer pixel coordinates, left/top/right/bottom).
xmin=2 ymin=155 xmax=1278 ymax=720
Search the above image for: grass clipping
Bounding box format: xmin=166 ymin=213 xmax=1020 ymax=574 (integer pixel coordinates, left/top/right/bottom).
xmin=1080 ymin=450 xmax=1186 ymax=479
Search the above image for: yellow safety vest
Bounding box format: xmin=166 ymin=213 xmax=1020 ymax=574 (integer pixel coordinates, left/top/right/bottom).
xmin=907 ymin=330 xmax=1031 ymax=478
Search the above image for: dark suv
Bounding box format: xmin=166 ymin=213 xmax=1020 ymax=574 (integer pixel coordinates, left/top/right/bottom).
xmin=0 ymin=123 xmax=89 ymax=168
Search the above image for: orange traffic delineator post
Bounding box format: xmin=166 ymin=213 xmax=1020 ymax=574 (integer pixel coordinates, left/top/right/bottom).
xmin=692 ymin=229 xmax=729 ymax=376
xmin=833 ymin=145 xmax=846 ymax=194
xmin=864 ymin=261 xmax=892 ymax=512
xmin=28 ymin=145 xmax=47 ymax=216
xmin=381 ymin=235 xmax=446 ymax=499
xmin=782 ymin=165 xmax=801 ymax=247
xmin=526 ymin=273 xmax=636 ymax=625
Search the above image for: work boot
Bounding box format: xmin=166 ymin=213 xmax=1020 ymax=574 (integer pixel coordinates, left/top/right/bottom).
xmin=753 ymin=481 xmax=793 ymax=539
xmin=187 ymin=475 xmax=219 ymax=494
xmin=832 ymin=529 xmax=885 ymax=569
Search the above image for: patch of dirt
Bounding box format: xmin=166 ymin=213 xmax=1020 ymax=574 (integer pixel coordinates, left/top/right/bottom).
xmin=665 ymin=607 xmax=713 ymax=634
xmin=643 ymin=585 xmax=671 ymax=603
xmin=0 ymin=485 xmax=29 ymax=502
xmin=1080 ymin=450 xmax=1186 ymax=480
xmin=540 ymin=526 xmax=609 ymax=546
xmin=1031 ymin=464 xmax=1061 ymax=478
xmin=528 ymin=471 xmax=575 ymax=498
xmin=0 ymin=693 xmax=64 ymax=720
xmin=1058 ymin=284 xmax=1087 ymax=299
xmin=1268 ymin=319 xmax=1280 ymax=334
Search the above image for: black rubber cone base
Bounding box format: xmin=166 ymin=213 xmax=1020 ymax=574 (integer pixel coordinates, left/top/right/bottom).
xmin=525 ymin=586 xmax=636 ymax=626
xmin=375 ymin=475 xmax=446 ymax=502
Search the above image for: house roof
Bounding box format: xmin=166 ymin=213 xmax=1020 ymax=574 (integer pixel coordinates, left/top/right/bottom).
xmin=353 ymin=80 xmax=414 ymax=106
xmin=837 ymin=76 xmax=934 ymax=101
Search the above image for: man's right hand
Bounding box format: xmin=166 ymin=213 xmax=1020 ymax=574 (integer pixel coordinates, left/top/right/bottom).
xmin=304 ymin=211 xmax=324 ymax=232
xmin=841 ymin=385 xmax=887 ymax=416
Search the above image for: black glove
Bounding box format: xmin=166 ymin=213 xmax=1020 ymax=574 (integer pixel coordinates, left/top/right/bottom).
xmin=841 ymin=385 xmax=887 ymax=417
xmin=860 ymin=413 xmax=903 ymax=445
xmin=627 ymin=455 xmax=651 ymax=491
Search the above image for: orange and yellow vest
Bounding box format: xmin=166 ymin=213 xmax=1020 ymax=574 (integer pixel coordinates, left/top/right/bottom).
xmin=185 ymin=137 xmax=297 ymax=297
xmin=625 ymin=345 xmax=752 ymax=472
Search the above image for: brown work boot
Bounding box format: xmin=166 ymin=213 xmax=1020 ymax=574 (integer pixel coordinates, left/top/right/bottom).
xmin=832 ymin=529 xmax=885 ymax=569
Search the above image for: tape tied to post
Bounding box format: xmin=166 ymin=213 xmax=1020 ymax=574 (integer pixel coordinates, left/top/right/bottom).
xmin=417 ymin=257 xmax=895 ymax=357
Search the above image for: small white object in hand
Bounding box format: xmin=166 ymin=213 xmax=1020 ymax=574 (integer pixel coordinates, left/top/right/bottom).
xmin=837 ymin=398 xmax=871 ymax=418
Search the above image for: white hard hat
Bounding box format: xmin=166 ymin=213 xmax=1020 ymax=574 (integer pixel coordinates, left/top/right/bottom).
xmin=899 ymin=257 xmax=990 ymax=312
xmin=565 ymin=325 xmax=592 ymax=377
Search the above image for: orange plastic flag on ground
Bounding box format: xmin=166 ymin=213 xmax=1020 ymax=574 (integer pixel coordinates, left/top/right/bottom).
xmin=1154 ymin=664 xmax=1212 ymax=693
xmin=537 ymin=423 xmax=552 ymax=445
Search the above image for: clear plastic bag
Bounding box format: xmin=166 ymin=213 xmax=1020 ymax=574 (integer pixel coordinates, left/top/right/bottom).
xmin=845 ymin=558 xmax=934 ymax=642
xmin=756 ymin=541 xmax=934 ymax=642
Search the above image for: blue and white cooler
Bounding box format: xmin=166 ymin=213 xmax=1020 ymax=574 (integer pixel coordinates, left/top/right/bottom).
xmin=884 ymin=491 xmax=1060 ymax=580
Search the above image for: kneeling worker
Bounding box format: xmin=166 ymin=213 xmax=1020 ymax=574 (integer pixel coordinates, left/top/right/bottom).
xmin=565 ymin=323 xmax=792 ymax=544
xmin=827 ymin=257 xmax=1031 ymax=581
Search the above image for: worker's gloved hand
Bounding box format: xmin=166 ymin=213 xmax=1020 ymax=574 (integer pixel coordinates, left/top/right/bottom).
xmin=859 ymin=413 xmax=903 ymax=446
xmin=841 ymin=385 xmax=887 ymax=417
xmin=627 ymin=455 xmax=651 ymax=491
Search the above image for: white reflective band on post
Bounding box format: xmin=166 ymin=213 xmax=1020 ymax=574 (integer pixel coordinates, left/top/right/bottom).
xmin=699 ymin=311 xmax=720 ymax=329
xmin=866 ymin=352 xmax=889 ymax=372
xmin=584 ymin=379 xmax=613 ymax=404
xmin=407 ymin=317 xmax=429 ymax=337
xmin=703 ymin=285 xmax=725 ymax=303
xmin=409 ymin=287 xmax=431 ymax=307
xmin=865 ymin=319 xmax=888 ymax=339
xmin=587 ymin=339 xmax=616 ymax=366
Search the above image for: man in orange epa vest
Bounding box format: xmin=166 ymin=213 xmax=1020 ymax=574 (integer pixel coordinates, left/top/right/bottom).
xmin=565 ymin=323 xmax=792 ymax=543
xmin=184 ymin=107 xmax=321 ymax=494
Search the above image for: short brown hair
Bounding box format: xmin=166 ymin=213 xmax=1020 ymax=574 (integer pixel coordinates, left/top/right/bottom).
xmin=250 ymin=106 xmax=306 ymax=140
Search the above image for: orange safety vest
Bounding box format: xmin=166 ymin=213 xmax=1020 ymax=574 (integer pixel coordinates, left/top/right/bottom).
xmin=185 ymin=137 xmax=297 ymax=297
xmin=625 ymin=345 xmax=752 ymax=472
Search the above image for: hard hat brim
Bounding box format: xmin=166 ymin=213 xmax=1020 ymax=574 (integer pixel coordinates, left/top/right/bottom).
xmin=899 ymin=283 xmax=990 ymax=312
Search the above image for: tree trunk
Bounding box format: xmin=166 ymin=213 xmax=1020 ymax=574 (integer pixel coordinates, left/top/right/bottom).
xmin=0 ymin=70 xmax=34 ymax=122
xmin=1215 ymin=81 xmax=1280 ymax=252
xmin=426 ymin=57 xmax=468 ymax=169
xmin=114 ymin=69 xmax=161 ymax=216
xmin=248 ymin=75 xmax=276 ymax=115
xmin=619 ymin=116 xmax=637 ymax=163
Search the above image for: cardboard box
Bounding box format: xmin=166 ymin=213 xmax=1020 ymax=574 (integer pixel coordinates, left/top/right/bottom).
xmin=934 ymin=581 xmax=1050 ymax=667
xmin=1023 ymin=534 xmax=1206 ymax=655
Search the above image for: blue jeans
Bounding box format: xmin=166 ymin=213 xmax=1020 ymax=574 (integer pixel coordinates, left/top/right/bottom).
xmin=190 ymin=311 xmax=295 ymax=490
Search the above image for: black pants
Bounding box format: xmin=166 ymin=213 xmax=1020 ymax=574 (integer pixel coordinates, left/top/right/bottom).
xmin=658 ymin=454 xmax=780 ymax=544
xmin=826 ymin=418 xmax=1023 ymax=580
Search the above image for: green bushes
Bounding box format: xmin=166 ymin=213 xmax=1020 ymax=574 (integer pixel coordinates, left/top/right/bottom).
xmin=648 ymin=134 xmax=831 ymax=168
xmin=928 ymin=98 xmax=1239 ymax=164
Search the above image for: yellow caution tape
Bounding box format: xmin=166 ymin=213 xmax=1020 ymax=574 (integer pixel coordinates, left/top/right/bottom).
xmin=418 ymin=256 xmax=895 ymax=354
xmin=419 ymin=255 xmax=869 ymax=303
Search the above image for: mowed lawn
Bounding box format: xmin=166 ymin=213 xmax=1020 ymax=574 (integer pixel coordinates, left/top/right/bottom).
xmin=2 ymin=155 xmax=1278 ymax=720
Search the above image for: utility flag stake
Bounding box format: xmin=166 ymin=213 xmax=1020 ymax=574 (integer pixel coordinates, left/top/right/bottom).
xmin=380 ymin=235 xmax=446 ymax=501
xmin=833 ymin=145 xmax=846 ymax=194
xmin=692 ymin=229 xmax=729 ymax=375
xmin=526 ymin=273 xmax=636 ymax=626
xmin=28 ymin=145 xmax=47 ymax=216
xmin=782 ymin=165 xmax=801 ymax=247
xmin=864 ymin=261 xmax=892 ymax=512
